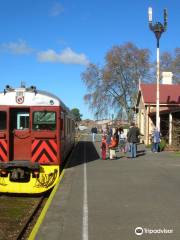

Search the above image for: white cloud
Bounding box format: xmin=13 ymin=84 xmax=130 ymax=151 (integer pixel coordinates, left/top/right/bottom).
xmin=0 ymin=39 xmax=33 ymax=55
xmin=49 ymin=2 xmax=64 ymax=16
xmin=37 ymin=47 xmax=89 ymax=65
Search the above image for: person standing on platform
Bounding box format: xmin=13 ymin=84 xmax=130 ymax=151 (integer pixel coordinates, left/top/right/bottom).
xmin=151 ymin=127 xmax=161 ymax=153
xmin=114 ymin=128 xmax=119 ymax=145
xmin=127 ymin=122 xmax=141 ymax=159
xmin=101 ymin=135 xmax=107 ymax=160
xmin=119 ymin=128 xmax=126 ymax=153
xmin=91 ymin=126 xmax=98 ymax=142
xmin=106 ymin=127 xmax=112 ymax=145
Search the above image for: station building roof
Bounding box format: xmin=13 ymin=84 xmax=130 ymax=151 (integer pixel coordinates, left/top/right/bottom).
xmin=139 ymin=83 xmax=180 ymax=105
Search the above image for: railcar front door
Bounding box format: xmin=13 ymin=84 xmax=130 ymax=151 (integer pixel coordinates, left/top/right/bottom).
xmin=10 ymin=108 xmax=31 ymax=161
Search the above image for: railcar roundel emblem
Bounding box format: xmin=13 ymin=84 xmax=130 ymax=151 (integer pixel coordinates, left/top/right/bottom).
xmin=16 ymin=95 xmax=24 ymax=104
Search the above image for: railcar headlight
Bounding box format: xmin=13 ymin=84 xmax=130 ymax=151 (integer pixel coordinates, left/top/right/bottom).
xmin=0 ymin=169 xmax=8 ymax=176
xmin=32 ymin=170 xmax=40 ymax=178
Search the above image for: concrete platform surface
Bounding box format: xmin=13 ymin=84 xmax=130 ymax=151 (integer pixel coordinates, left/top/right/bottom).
xmin=35 ymin=134 xmax=180 ymax=240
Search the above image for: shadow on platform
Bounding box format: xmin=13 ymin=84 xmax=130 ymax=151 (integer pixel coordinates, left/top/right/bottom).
xmin=66 ymin=141 xmax=100 ymax=169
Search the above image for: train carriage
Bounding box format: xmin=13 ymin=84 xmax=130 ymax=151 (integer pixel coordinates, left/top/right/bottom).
xmin=0 ymin=85 xmax=75 ymax=194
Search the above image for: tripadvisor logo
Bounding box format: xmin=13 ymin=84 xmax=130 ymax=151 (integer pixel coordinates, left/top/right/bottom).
xmin=135 ymin=226 xmax=173 ymax=236
xmin=135 ymin=227 xmax=143 ymax=236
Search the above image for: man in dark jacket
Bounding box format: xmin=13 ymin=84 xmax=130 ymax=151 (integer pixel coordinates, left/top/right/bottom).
xmin=91 ymin=127 xmax=98 ymax=142
xmin=127 ymin=122 xmax=141 ymax=159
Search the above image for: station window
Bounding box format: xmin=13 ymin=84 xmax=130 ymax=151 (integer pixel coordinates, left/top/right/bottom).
xmin=0 ymin=111 xmax=7 ymax=130
xmin=33 ymin=111 xmax=56 ymax=130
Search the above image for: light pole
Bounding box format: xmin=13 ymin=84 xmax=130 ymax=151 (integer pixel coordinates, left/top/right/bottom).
xmin=148 ymin=7 xmax=167 ymax=131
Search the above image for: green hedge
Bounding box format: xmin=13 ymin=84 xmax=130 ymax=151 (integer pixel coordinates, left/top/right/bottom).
xmin=159 ymin=138 xmax=166 ymax=151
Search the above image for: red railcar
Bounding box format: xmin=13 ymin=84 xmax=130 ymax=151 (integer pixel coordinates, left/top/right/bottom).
xmin=0 ymin=85 xmax=75 ymax=193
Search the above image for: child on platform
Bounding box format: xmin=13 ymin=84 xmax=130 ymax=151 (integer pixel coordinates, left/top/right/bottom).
xmin=101 ymin=136 xmax=107 ymax=160
xmin=108 ymin=135 xmax=118 ymax=160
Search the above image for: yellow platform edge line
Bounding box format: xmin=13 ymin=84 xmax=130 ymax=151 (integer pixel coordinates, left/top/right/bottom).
xmin=28 ymin=169 xmax=65 ymax=240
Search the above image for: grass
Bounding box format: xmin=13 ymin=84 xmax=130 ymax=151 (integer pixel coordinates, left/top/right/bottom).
xmin=175 ymin=151 xmax=180 ymax=156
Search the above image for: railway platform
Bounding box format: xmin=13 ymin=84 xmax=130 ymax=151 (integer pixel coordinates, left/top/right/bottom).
xmin=30 ymin=134 xmax=180 ymax=240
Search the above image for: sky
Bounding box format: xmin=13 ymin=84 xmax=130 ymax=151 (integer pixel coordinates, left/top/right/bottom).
xmin=0 ymin=0 xmax=179 ymax=119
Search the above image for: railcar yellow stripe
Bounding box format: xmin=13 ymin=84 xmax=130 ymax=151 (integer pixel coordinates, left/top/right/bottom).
xmin=28 ymin=169 xmax=65 ymax=240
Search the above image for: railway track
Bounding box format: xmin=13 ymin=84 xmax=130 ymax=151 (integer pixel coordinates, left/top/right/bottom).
xmin=0 ymin=193 xmax=49 ymax=240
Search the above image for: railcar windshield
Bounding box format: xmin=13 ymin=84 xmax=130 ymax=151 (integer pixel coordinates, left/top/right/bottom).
xmin=33 ymin=111 xmax=56 ymax=130
xmin=0 ymin=111 xmax=7 ymax=130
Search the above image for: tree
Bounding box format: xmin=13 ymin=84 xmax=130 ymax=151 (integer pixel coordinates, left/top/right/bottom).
xmin=82 ymin=42 xmax=151 ymax=120
xmin=160 ymin=48 xmax=180 ymax=83
xmin=71 ymin=108 xmax=82 ymax=122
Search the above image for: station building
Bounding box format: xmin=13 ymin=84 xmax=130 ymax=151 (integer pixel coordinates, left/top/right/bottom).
xmin=136 ymin=72 xmax=180 ymax=147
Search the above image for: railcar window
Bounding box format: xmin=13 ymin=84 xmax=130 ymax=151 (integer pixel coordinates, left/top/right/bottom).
xmin=0 ymin=111 xmax=6 ymax=130
xmin=61 ymin=112 xmax=65 ymax=138
xmin=72 ymin=121 xmax=75 ymax=132
xmin=68 ymin=119 xmax=70 ymax=134
xmin=17 ymin=113 xmax=29 ymax=130
xmin=33 ymin=111 xmax=56 ymax=130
